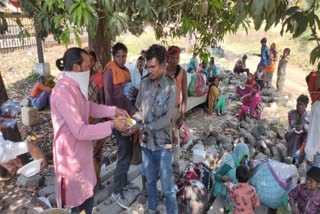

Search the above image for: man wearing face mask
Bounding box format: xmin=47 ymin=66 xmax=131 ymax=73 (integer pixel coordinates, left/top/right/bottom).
xmin=51 ymin=47 xmax=129 ymax=214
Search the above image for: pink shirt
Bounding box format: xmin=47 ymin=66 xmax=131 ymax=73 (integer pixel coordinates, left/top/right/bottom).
xmin=51 ymin=74 xmax=116 ymax=208
xmin=230 ymin=183 xmax=260 ymax=214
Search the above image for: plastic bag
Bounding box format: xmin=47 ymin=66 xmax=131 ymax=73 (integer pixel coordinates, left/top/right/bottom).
xmin=1 ymin=100 xmax=21 ymax=118
xmin=0 ymin=117 xmax=17 ymax=128
xmin=249 ymin=159 xmax=298 ymax=209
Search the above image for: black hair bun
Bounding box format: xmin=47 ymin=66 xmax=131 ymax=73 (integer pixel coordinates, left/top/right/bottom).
xmin=56 ymin=58 xmax=64 ymax=71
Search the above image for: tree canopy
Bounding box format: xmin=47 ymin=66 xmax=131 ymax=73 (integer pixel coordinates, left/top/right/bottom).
xmin=1 ymin=0 xmax=319 ymax=66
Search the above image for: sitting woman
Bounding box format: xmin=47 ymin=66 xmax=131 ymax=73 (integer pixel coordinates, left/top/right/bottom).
xmin=254 ymin=65 xmax=266 ymax=90
xmin=29 ymin=75 xmax=52 ymax=110
xmin=237 ymin=83 xmax=262 ymax=120
xmin=186 ymin=52 xmax=198 ymax=73
xmin=286 ymin=94 xmax=309 ymax=166
xmin=213 ymin=143 xmax=251 ymax=211
xmin=205 ymin=58 xmax=217 ymax=79
xmin=197 ymin=61 xmax=207 ymax=73
xmin=206 ymin=76 xmax=226 ymax=116
xmin=236 ymin=73 xmax=255 ymax=97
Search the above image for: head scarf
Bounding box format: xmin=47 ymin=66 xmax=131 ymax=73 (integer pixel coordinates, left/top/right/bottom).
xmin=37 ymin=75 xmax=44 ymax=82
xmin=232 ymin=143 xmax=250 ymax=166
xmin=167 ymin=46 xmax=181 ymax=56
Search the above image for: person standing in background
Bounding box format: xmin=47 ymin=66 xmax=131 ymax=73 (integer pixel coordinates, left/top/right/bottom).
xmin=166 ymin=45 xmax=188 ymax=177
xmin=265 ymin=42 xmax=278 ymax=87
xmin=276 ymin=48 xmax=290 ymax=92
xmin=103 ymin=42 xmax=137 ymax=209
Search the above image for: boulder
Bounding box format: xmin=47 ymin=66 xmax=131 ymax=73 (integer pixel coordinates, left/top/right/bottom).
xmin=262 ymin=96 xmax=273 ymax=103
xmin=206 ymin=146 xmax=219 ymax=162
xmin=254 ymin=152 xmax=268 ymax=160
xmin=240 ymin=129 xmax=256 ymax=146
xmin=273 ymin=95 xmax=289 ymax=104
xmin=264 ymin=139 xmax=275 ymax=148
xmin=38 ymin=185 xmax=55 ymax=197
xmin=203 ymin=136 xmax=217 ymax=147
xmin=210 ymin=130 xmax=220 ymax=137
xmin=245 ymin=117 xmax=255 ymax=126
xmin=257 ymin=140 xmax=271 ymax=156
xmin=276 ymin=143 xmax=287 ymax=162
xmin=271 ymin=146 xmax=282 ymax=161
xmin=249 ymin=146 xmax=257 ymax=157
xmin=17 ymin=174 xmax=43 ymax=188
xmin=257 ymin=119 xmax=270 ymax=129
xmin=226 ymin=120 xmax=240 ymax=129
xmin=240 ymin=121 xmax=251 ymax=130
xmin=261 ymin=88 xmax=275 ymax=96
xmin=268 ymin=131 xmax=277 ymax=139
xmin=252 ymin=125 xmax=268 ymax=140
xmin=277 ymin=129 xmax=286 ymax=139
xmin=217 ymin=134 xmax=231 ymax=144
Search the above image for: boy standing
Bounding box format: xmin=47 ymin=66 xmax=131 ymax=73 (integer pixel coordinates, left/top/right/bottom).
xmin=230 ymin=165 xmax=260 ymax=214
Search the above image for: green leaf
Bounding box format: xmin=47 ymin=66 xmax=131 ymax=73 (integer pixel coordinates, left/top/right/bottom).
xmin=310 ymin=45 xmax=320 ymax=65
xmin=74 ymin=31 xmax=82 ymax=47
xmin=59 ymin=29 xmax=70 ymax=47
xmin=69 ymin=2 xmax=80 ymax=14
xmin=54 ymin=15 xmax=63 ymax=29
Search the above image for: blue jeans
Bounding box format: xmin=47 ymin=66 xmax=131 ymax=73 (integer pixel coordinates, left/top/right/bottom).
xmin=142 ymin=147 xmax=178 ymax=214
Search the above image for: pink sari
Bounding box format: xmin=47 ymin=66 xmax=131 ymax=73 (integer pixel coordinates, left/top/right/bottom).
xmin=238 ymin=89 xmax=262 ymax=120
xmin=236 ymin=73 xmax=256 ymax=97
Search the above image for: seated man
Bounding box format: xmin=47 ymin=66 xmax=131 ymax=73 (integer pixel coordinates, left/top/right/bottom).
xmin=29 ymin=75 xmax=52 ymax=110
xmin=234 ymin=55 xmax=249 ymax=75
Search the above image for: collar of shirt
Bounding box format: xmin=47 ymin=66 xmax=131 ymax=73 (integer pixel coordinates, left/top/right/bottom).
xmin=147 ymin=74 xmax=167 ymax=88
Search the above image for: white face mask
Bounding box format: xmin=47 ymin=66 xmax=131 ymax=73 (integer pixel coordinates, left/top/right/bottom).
xmin=64 ymin=70 xmax=90 ymax=100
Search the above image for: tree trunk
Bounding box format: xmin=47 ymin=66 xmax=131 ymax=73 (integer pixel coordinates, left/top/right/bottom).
xmin=0 ymin=72 xmax=8 ymax=106
xmin=89 ymin=11 xmax=112 ymax=68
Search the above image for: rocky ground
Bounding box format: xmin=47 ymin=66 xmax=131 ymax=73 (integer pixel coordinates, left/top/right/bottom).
xmin=0 ymin=44 xmax=302 ymax=213
xmin=2 ymin=71 xmax=297 ymax=213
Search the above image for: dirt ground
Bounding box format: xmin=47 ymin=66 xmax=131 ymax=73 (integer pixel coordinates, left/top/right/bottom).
xmin=0 ymin=42 xmax=311 ymax=213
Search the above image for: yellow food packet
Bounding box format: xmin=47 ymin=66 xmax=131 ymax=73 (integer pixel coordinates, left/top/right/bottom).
xmin=127 ymin=118 xmax=136 ymax=126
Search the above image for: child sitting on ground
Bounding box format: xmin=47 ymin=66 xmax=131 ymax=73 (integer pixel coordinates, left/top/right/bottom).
xmin=205 ymin=76 xmax=226 ymax=116
xmin=230 ymin=165 xmax=260 ymax=214
xmin=254 ymin=65 xmax=266 ymax=90
xmin=289 ymin=166 xmax=320 ymax=214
